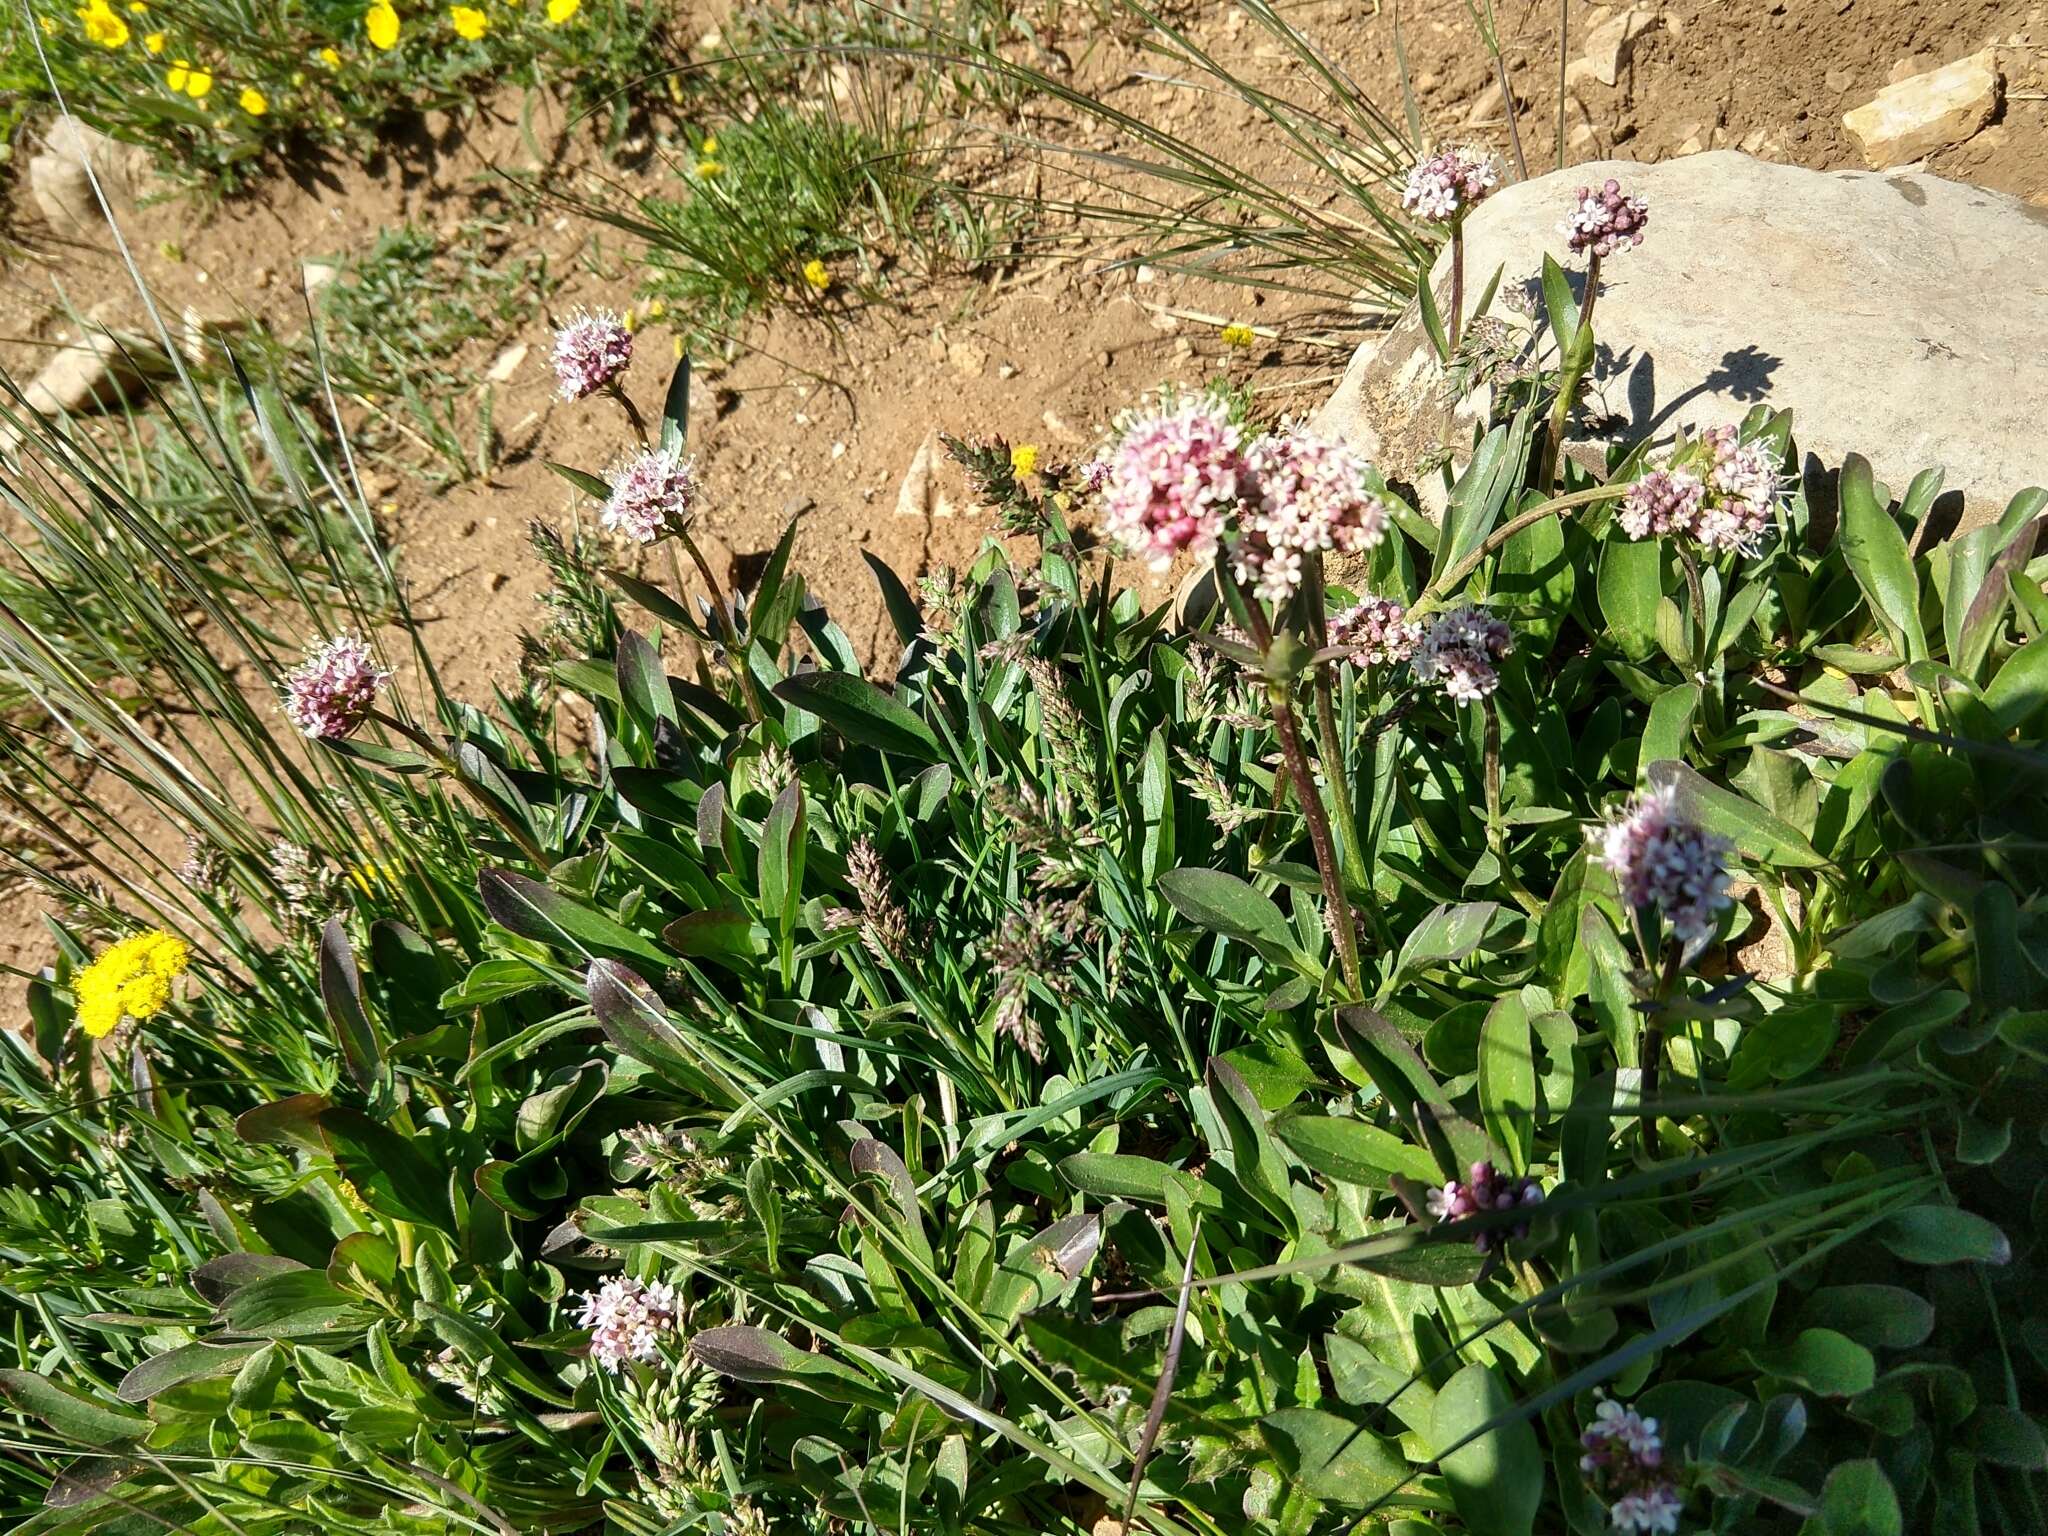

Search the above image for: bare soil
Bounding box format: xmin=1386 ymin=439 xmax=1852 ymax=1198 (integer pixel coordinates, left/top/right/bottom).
xmin=2 ymin=0 xmax=2043 ymax=994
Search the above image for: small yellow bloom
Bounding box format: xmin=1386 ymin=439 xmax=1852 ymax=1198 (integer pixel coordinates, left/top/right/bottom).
xmin=672 ymin=335 xmax=684 ymax=359
xmin=1010 ymin=443 xmax=1039 ymax=477
xmin=622 ymin=308 xmax=638 ymax=333
xmin=695 ymin=158 xmax=724 ymax=179
xmin=77 ymin=0 xmax=130 ymax=48
xmin=144 ymin=29 xmax=164 ymax=52
xmin=348 ymin=861 xmax=399 ymax=894
xmin=319 ymin=45 xmax=340 ymax=67
xmin=701 ymin=135 xmax=718 ymax=155
xmin=365 ymin=0 xmax=399 ymax=49
xmin=239 ymin=86 xmax=267 ymax=116
xmin=73 ymin=931 xmax=191 ymax=1039
xmin=39 ymin=15 xmax=57 ymax=33
xmin=449 ymin=4 xmax=486 ymax=39
xmin=1219 ymin=322 xmax=1256 ymax=349
xmin=545 ymin=0 xmax=578 ymax=22
xmin=801 ymin=258 xmax=831 ymax=293
xmin=166 ymin=59 xmax=213 ymax=98
xmin=644 ymin=298 xmax=666 ymax=320
xmin=128 ymin=0 xmax=146 ymax=11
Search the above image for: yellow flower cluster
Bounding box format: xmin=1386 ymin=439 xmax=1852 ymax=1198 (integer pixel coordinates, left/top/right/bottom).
xmin=74 ymin=930 xmax=191 ymax=1039
xmin=802 ymin=258 xmax=832 ymax=294
xmin=1010 ymin=443 xmax=1039 ymax=477
xmin=76 ymin=0 xmax=129 ymax=48
xmin=1219 ymin=322 xmax=1257 ymax=349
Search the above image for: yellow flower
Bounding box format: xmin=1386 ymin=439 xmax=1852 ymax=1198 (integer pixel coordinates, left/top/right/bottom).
xmin=144 ymin=30 xmax=164 ymax=52
xmin=128 ymin=0 xmax=147 ymax=11
xmin=701 ymin=135 xmax=718 ymax=155
xmin=347 ymin=861 xmax=399 ymax=894
xmin=695 ymin=158 xmax=724 ymax=179
xmin=39 ymin=15 xmax=57 ymax=33
xmin=166 ymin=59 xmax=213 ymax=98
xmin=801 ymin=258 xmax=831 ymax=293
xmin=1219 ymin=322 xmax=1256 ymax=349
xmin=239 ymin=86 xmax=267 ymax=116
xmin=545 ymin=0 xmax=578 ymax=23
xmin=365 ymin=0 xmax=399 ymax=49
xmin=449 ymin=4 xmax=486 ymax=39
xmin=73 ymin=931 xmax=191 ymax=1039
xmin=1010 ymin=443 xmax=1039 ymax=477
xmin=77 ymin=0 xmax=130 ymax=48
xmin=672 ymin=335 xmax=684 ymax=359
xmin=319 ymin=45 xmax=340 ymax=67
xmin=644 ymin=298 xmax=666 ymax=320
xmin=622 ymin=308 xmax=638 ymax=333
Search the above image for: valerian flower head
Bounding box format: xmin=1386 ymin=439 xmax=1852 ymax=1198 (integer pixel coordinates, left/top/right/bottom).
xmin=73 ymin=930 xmax=191 ymax=1039
xmin=1233 ymin=430 xmax=1387 ymax=605
xmin=1595 ymin=782 xmax=1734 ymax=948
xmin=1412 ymin=605 xmax=1514 ymax=703
xmin=1620 ymin=427 xmax=1780 ymax=554
xmin=551 ymin=308 xmax=634 ymax=400
xmin=575 ymin=1275 xmax=680 ymax=1371
xmin=281 ymin=634 xmax=388 ymax=740
xmin=1425 ymin=1160 xmax=1543 ymax=1252
xmin=1099 ymin=402 xmax=1244 ymax=570
xmin=603 ymin=448 xmax=698 ymax=544
xmin=1561 ymin=178 xmax=1650 ymax=259
xmin=1328 ymin=595 xmax=1422 ymax=667
xmin=1401 ymin=146 xmax=1499 ymax=224
xmin=1581 ymin=1396 xmax=1683 ymax=1534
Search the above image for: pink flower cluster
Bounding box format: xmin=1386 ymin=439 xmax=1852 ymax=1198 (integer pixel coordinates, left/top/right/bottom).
xmin=1581 ymin=1397 xmax=1683 ymax=1534
xmin=551 ymin=309 xmax=634 ymax=401
xmin=1232 ymin=432 xmax=1388 ymax=604
xmin=1401 ymin=146 xmax=1499 ymax=225
xmin=1621 ymin=427 xmax=1780 ymax=553
xmin=603 ymin=448 xmax=698 ymax=544
xmin=1412 ymin=605 xmax=1514 ymax=703
xmin=1328 ymin=595 xmax=1422 ymax=666
xmin=1098 ymin=403 xmax=1244 ymax=570
xmin=1426 ymin=1160 xmax=1544 ymax=1253
xmin=1595 ymin=783 xmax=1733 ymax=948
xmin=574 ymin=1275 xmax=679 ymax=1372
xmin=281 ymin=634 xmax=388 ymax=741
xmin=1561 ymin=179 xmax=1650 ymax=259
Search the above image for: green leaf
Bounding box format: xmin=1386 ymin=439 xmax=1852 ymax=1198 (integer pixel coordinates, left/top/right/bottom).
xmin=217 ymin=1270 xmax=373 ymax=1339
xmin=771 ymin=672 xmax=943 ymax=762
xmin=1838 ymin=454 xmax=1928 ymax=662
xmin=1216 ymin=1041 xmax=1317 ymax=1110
xmin=1431 ymin=1362 xmax=1543 ymax=1536
xmin=863 ymin=550 xmax=922 ymax=650
xmin=115 ymin=1342 xmax=267 ymax=1403
xmin=1388 ymin=901 xmax=1500 ymax=993
xmin=692 ymin=1326 xmax=887 ymax=1407
xmin=1207 ymin=1057 xmax=1296 ymax=1230
xmin=614 ymin=629 xmax=678 ymax=730
xmin=1808 ymin=1459 xmax=1902 ymax=1536
xmin=318 ymin=916 xmax=384 ymax=1098
xmin=1275 ymin=1114 xmax=1440 ymax=1188
xmin=1260 ymin=1406 xmax=1407 ymax=1507
xmin=1598 ymin=536 xmax=1662 ymax=661
xmin=546 ymin=460 xmax=611 ymax=500
xmin=1645 ymin=760 xmax=1826 ymax=869
xmin=659 ymin=352 xmax=691 ymax=454
xmin=758 ymin=780 xmax=806 ymax=941
xmin=1477 ymin=993 xmax=1536 ymax=1173
xmin=478 ymin=869 xmax=671 ymax=967
xmin=1539 ymin=253 xmax=1580 ymax=353
xmin=0 ymin=1370 xmax=149 ymax=1446
xmin=1638 ymin=684 xmax=1699 ymax=782
xmin=1983 ymin=633 xmax=2048 ymax=734
xmin=1416 ymin=259 xmax=1450 ymax=362
xmin=1747 ymin=1329 xmax=1876 ymax=1397
xmin=1157 ymin=867 xmax=1291 ymax=951
xmin=1877 ymin=1206 xmax=2011 ymax=1265
xmin=1057 ymin=1153 xmax=1223 ymax=1212
xmin=1967 ymin=1404 xmax=2048 ymax=1469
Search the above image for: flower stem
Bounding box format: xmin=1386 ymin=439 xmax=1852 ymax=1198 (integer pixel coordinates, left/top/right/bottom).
xmin=1235 ymin=585 xmax=1364 ymax=1000
xmin=1495 ymin=54 xmax=1530 ymax=181
xmin=1639 ymin=945 xmax=1684 ymax=1154
xmin=1449 ymin=224 xmax=1466 ymax=356
xmin=1676 ymin=542 xmax=1709 ymax=680
xmin=1313 ymin=671 xmax=1388 ymax=950
xmin=1483 ymin=698 xmax=1544 ymax=917
xmin=373 ymin=711 xmax=553 ymax=872
xmin=606 ymin=380 xmax=651 ymax=450
xmin=1416 ymin=481 xmax=1632 ymax=612
xmin=673 ymin=528 xmax=765 ymax=723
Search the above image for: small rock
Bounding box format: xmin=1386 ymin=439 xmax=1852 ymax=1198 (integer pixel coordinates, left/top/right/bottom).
xmin=997 ymin=362 xmax=1019 ymax=380
xmin=894 ymin=429 xmax=956 ymax=520
xmin=1843 ymin=51 xmax=2002 ymax=169
xmin=484 ymin=572 xmax=510 ymax=594
xmin=1569 ymin=123 xmax=1599 ymax=153
xmin=301 ymin=261 xmax=341 ymax=299
xmin=1462 ymin=79 xmax=1506 ymax=126
xmin=1824 ymin=68 xmax=1854 ymax=95
xmin=27 ymin=116 xmax=150 ymax=239
xmin=947 ymin=339 xmax=988 ymax=379
xmin=180 ymin=305 xmax=250 ymax=364
xmin=485 ymin=342 xmax=528 ymax=383
xmin=1564 ymin=7 xmax=1657 ymax=90
xmin=21 ymin=308 xmax=171 ymax=417
xmin=1673 ymin=122 xmax=1708 ymax=157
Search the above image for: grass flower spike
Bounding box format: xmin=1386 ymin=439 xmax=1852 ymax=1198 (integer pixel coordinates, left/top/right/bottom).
xmin=1596 ymin=782 xmax=1734 ymax=948
xmin=1562 ymin=178 xmax=1650 ymax=259
xmin=603 ymin=448 xmax=697 ymax=544
xmin=575 ymin=1276 xmax=679 ymax=1371
xmin=1401 ymin=145 xmax=1498 ymax=225
xmin=1412 ymin=605 xmax=1514 ymax=703
xmin=1099 ymin=401 xmax=1242 ymax=571
xmin=74 ymin=931 xmax=191 ymax=1039
xmin=282 ymin=634 xmax=389 ymax=740
xmin=550 ymin=308 xmax=633 ymax=400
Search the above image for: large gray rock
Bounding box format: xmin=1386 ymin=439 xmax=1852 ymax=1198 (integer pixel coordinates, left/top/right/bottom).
xmin=1312 ymin=152 xmax=2048 ymax=529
